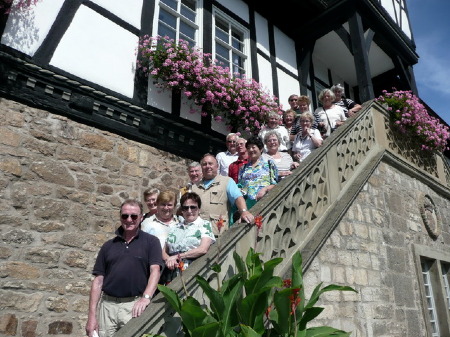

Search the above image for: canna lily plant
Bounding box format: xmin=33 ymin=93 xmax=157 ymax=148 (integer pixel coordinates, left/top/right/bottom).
xmin=376 ymin=89 xmax=449 ymax=152
xmin=137 ymin=35 xmax=282 ymax=135
xmin=144 ymin=248 xmax=357 ymax=337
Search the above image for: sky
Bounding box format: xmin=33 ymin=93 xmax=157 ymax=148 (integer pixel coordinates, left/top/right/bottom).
xmin=407 ymin=0 xmax=450 ymax=126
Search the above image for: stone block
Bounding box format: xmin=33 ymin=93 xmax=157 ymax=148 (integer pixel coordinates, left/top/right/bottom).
xmin=46 ymin=296 xmax=69 ymax=312
xmin=48 ymin=321 xmax=73 ymax=334
xmin=392 ymin=275 xmax=415 ymax=307
xmin=386 ymin=246 xmax=406 ymax=273
xmin=57 ymin=145 xmax=93 ymax=163
xmin=0 ymin=313 xmax=17 ymax=335
xmin=0 ymin=261 xmax=41 ymax=279
xmin=0 ymin=127 xmax=21 ymax=147
xmin=0 ymin=158 xmax=22 ymax=176
xmin=22 ymin=320 xmax=38 ymax=337
xmin=30 ymin=161 xmax=75 ymax=187
xmin=121 ymin=163 xmax=143 ymax=177
xmin=0 ymin=290 xmax=43 ymax=312
xmin=25 ymin=248 xmax=60 ymax=265
xmin=30 ymin=221 xmax=66 ymax=232
xmin=33 ymin=198 xmax=70 ymax=220
xmin=0 ymin=246 xmax=13 ymax=259
xmin=23 ymin=137 xmax=57 ymax=156
xmin=63 ymin=251 xmax=89 ymax=269
xmin=97 ymin=185 xmax=114 ymax=195
xmin=79 ymin=133 xmax=113 ymax=151
xmin=0 ymin=108 xmax=25 ymax=127
xmin=1 ymin=229 xmax=34 ymax=245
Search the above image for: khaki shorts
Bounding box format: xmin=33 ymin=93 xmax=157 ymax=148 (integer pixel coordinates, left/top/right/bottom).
xmin=98 ymin=294 xmax=139 ymax=337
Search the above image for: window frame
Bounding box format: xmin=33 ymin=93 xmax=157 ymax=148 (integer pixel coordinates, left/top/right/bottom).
xmin=414 ymin=244 xmax=450 ymax=337
xmin=212 ymin=7 xmax=251 ymax=77
xmin=154 ymin=0 xmax=203 ymax=48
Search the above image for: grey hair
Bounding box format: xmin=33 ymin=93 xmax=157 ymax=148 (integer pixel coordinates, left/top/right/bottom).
xmin=268 ymin=111 xmax=281 ymax=119
xmin=226 ymin=133 xmax=238 ymax=140
xmin=299 ymin=111 xmax=314 ymax=123
xmin=188 ymin=161 xmax=201 ymax=169
xmin=263 ymin=130 xmax=281 ymax=144
xmin=318 ymin=88 xmax=336 ymax=102
xmin=331 ymin=83 xmax=345 ymax=95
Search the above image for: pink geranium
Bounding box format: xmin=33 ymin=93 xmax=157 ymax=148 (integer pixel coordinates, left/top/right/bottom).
xmin=376 ymin=89 xmax=449 ymax=152
xmin=137 ymin=35 xmax=282 ymax=134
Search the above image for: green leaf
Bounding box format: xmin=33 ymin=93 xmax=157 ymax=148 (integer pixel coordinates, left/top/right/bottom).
xmin=304 ymin=326 xmax=351 ymax=337
xmin=196 ymin=275 xmax=225 ymax=320
xmin=179 ymin=297 xmax=211 ymax=333
xmin=233 ymin=251 xmax=247 ymax=275
xmin=239 ymin=324 xmax=262 ymax=337
xmin=272 ymin=288 xmax=292 ymax=335
xmin=237 ymin=290 xmax=271 ymax=333
xmin=305 ymin=284 xmax=357 ymax=310
xmin=298 ymin=307 xmax=324 ymax=330
xmin=157 ymin=284 xmax=182 ymax=312
xmin=221 ymin=273 xmax=246 ymax=330
xmin=191 ymin=321 xmax=221 ymax=337
xmin=245 ymin=248 xmax=263 ymax=277
xmin=244 ymin=258 xmax=283 ymax=296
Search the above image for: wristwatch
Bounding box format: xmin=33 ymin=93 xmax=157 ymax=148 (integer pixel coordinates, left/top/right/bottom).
xmin=240 ymin=208 xmax=247 ymax=213
xmin=143 ymin=294 xmax=151 ymax=300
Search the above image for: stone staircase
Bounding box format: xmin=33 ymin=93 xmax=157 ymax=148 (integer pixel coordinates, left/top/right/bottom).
xmin=116 ymin=100 xmax=450 ymax=337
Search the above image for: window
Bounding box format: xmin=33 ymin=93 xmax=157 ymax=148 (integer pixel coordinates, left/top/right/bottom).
xmin=157 ymin=0 xmax=200 ymax=47
xmin=416 ymin=249 xmax=450 ymax=337
xmin=213 ymin=10 xmax=249 ymax=77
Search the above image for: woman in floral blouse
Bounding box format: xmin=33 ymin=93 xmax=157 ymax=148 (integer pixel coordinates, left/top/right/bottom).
xmin=163 ymin=192 xmax=215 ymax=283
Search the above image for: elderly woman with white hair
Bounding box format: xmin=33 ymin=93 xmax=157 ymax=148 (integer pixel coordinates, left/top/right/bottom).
xmin=258 ymin=111 xmax=290 ymax=151
xmin=330 ymin=84 xmax=362 ymax=117
xmin=262 ymin=131 xmax=299 ymax=181
xmin=315 ymin=89 xmax=346 ymax=138
xmin=292 ymin=112 xmax=323 ymax=163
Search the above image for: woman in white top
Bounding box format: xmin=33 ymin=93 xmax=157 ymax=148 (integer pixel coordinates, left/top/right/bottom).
xmin=315 ymin=89 xmax=346 ymax=138
xmin=292 ymin=112 xmax=323 ymax=162
xmin=262 ymin=130 xmax=299 ymax=181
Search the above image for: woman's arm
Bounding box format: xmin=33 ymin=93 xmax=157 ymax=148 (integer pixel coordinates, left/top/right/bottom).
xmin=179 ymin=237 xmax=213 ymax=260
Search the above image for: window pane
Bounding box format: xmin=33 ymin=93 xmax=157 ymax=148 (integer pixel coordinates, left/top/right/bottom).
xmin=159 ymin=9 xmax=177 ymax=29
xmin=181 ymin=0 xmax=196 ymax=22
xmin=158 ymin=24 xmax=176 ymax=41
xmin=216 ymin=55 xmax=230 ymax=69
xmin=180 ymin=21 xmax=196 ymax=40
xmin=161 ymin=0 xmax=177 ymax=10
xmin=216 ymin=43 xmax=229 ymax=59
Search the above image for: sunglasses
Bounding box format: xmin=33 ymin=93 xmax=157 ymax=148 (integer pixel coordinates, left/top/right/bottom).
xmin=181 ymin=205 xmax=198 ymax=211
xmin=121 ymin=214 xmax=139 ymax=220
xmin=289 ymin=99 xmax=298 ymax=102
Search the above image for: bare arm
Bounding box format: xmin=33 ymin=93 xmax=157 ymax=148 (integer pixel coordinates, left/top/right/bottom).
xmin=132 ymin=264 xmax=161 ymax=318
xmin=85 ymin=275 xmax=104 ymax=337
xmin=165 ymin=237 xmax=213 ymax=270
xmin=236 ymin=196 xmax=254 ymax=224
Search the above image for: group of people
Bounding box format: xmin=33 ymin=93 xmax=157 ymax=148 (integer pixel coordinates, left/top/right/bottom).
xmin=85 ymin=84 xmax=362 ymax=337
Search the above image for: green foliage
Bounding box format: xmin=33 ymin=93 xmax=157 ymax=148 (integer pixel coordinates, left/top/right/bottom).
xmin=143 ymin=248 xmax=357 ymax=337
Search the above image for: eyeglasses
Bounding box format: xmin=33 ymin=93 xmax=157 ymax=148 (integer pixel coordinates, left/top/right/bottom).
xmin=227 ymin=140 xmax=236 ymax=144
xmin=121 ymin=214 xmax=139 ymax=220
xmin=289 ymin=99 xmax=298 ymax=102
xmin=181 ymin=205 xmax=198 ymax=211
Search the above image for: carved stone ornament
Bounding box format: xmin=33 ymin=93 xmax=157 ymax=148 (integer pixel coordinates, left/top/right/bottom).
xmin=419 ymin=194 xmax=441 ymax=240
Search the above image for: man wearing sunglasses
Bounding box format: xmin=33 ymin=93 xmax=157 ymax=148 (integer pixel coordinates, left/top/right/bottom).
xmin=86 ymin=199 xmax=164 ymax=337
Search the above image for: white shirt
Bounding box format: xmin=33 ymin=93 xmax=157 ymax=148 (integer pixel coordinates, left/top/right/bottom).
xmin=316 ymin=106 xmax=346 ymax=137
xmin=292 ymin=129 xmax=323 ymax=162
xmin=141 ymin=214 xmax=180 ymax=248
xmin=258 ymin=125 xmax=290 ymax=151
xmin=216 ymin=151 xmax=238 ymax=176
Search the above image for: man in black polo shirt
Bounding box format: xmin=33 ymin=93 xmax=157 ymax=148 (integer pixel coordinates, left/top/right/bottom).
xmin=85 ymin=199 xmax=163 ymax=337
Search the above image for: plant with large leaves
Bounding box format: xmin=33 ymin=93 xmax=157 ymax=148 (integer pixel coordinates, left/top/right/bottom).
xmin=144 ymin=248 xmax=357 ymax=337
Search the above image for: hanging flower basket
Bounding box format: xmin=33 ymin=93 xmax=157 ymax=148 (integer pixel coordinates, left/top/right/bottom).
xmin=137 ymin=35 xmax=282 ymax=134
xmin=376 ymin=89 xmax=449 ymax=153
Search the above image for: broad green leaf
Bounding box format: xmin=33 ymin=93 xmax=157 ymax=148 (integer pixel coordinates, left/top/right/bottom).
xmin=237 ymin=290 xmax=270 ymax=333
xmin=245 ymin=259 xmax=283 ymax=295
xmin=221 ymin=274 xmax=245 ymax=330
xmin=298 ymin=307 xmax=324 ymax=330
xmin=245 ymin=248 xmax=263 ymax=277
xmin=291 ymin=251 xmax=303 ymax=288
xmin=196 ymin=275 xmax=225 ymax=319
xmin=157 ymin=284 xmax=182 ymax=312
xmin=304 ymin=326 xmax=351 ymax=336
xmin=239 ymin=324 xmax=262 ymax=337
xmin=233 ymin=251 xmax=247 ymax=275
xmin=179 ymin=297 xmax=211 ymax=332
xmin=272 ymin=288 xmax=293 ymax=335
xmin=191 ymin=321 xmax=221 ymax=337
xmin=306 ymin=284 xmax=357 ymax=309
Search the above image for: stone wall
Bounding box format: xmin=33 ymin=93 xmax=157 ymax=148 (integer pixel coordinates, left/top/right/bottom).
xmin=303 ymin=161 xmax=450 ymax=337
xmin=0 ymin=98 xmax=190 ymax=336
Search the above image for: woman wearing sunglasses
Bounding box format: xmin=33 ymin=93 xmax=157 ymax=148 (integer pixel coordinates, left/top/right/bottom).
xmin=162 ymin=192 xmax=215 ymax=283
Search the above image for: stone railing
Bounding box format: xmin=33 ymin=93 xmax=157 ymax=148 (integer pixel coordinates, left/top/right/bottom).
xmin=117 ymin=101 xmax=450 ymax=337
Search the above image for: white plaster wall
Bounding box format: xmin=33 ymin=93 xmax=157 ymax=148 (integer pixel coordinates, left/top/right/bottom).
xmin=1 ymin=0 xmax=64 ymax=56
xmin=277 ymin=68 xmax=300 ymax=111
xmin=211 ymin=117 xmax=229 ymax=135
xmin=400 ymin=10 xmax=411 ymax=39
xmin=255 ymin=12 xmax=269 ymax=56
xmin=90 ymin=0 xmax=143 ymax=29
xmin=312 ymin=56 xmax=329 ymax=85
xmin=257 ymin=54 xmax=274 ymax=98
xmin=380 ymin=0 xmax=411 ymax=39
xmin=180 ymin=95 xmax=202 ymax=123
xmin=147 ymin=80 xmax=172 ymax=113
xmin=216 ymin=0 xmax=249 ymax=23
xmin=274 ymin=27 xmax=297 ymax=75
xmin=49 ymin=5 xmax=138 ymax=98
